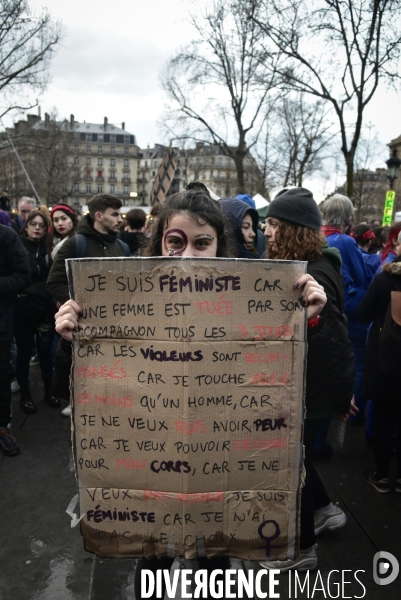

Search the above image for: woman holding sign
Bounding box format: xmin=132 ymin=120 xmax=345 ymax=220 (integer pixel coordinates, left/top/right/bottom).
xmin=260 ymin=187 xmax=356 ymax=572
xmin=55 ymin=189 xmax=328 ymax=597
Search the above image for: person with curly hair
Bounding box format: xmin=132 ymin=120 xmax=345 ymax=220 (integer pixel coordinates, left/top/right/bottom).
xmin=260 ymin=187 xmax=356 ymax=572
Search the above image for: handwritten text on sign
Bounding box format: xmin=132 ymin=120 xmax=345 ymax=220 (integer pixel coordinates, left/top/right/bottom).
xmin=67 ymin=257 xmax=307 ymax=560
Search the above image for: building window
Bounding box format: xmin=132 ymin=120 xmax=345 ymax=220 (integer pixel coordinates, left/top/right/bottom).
xmin=86 ymin=170 xmax=91 ymax=178
xmin=124 ymin=159 xmax=129 ymax=167
xmin=196 ymin=158 xmax=201 ymax=165
xmin=124 ymin=147 xmax=129 ymax=155
xmin=98 ymin=146 xmax=102 ymax=154
xmin=110 ymin=158 xmax=115 ymax=167
xmin=210 ymin=170 xmax=213 ymax=178
xmin=74 ymin=169 xmax=80 ymax=177
xmin=110 ymin=135 xmax=116 ymax=143
xmin=98 ymin=158 xmax=103 ymax=166
xmin=98 ymin=170 xmax=103 ymax=179
xmin=86 ymin=184 xmax=91 ymax=193
xmin=73 ymin=197 xmax=80 ymax=205
xmin=74 ymin=184 xmax=79 ymax=193
xmin=111 ymin=146 xmax=115 ymax=154
xmin=86 ymin=157 xmax=91 ymax=166
xmin=123 ymin=186 xmax=129 ymax=195
xmin=98 ymin=185 xmax=103 ymax=193
xmin=74 ymin=145 xmax=79 ymax=153
xmin=124 ymin=136 xmax=130 ymax=144
xmin=86 ymin=134 xmax=91 ymax=142
xmin=152 ymin=171 xmax=155 ymax=176
xmin=74 ymin=157 xmax=79 ymax=165
xmin=110 ymin=185 xmax=115 ymax=194
xmin=87 ymin=146 xmax=91 ymax=153
xmin=218 ymin=157 xmax=222 ymax=165
xmin=98 ymin=134 xmax=103 ymax=143
xmin=74 ymin=132 xmax=79 ymax=140
xmin=123 ymin=174 xmax=129 ymax=182
xmin=110 ymin=171 xmax=115 ymax=180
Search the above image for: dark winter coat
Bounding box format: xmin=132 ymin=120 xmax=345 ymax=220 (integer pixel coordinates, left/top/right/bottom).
xmin=355 ymin=256 xmax=401 ymax=402
xmin=14 ymin=237 xmax=54 ymax=327
xmin=47 ymin=215 xmax=129 ymax=304
xmin=0 ymin=225 xmax=30 ymax=341
xmin=305 ymin=248 xmax=355 ymax=419
xmin=219 ymin=198 xmax=260 ymax=259
xmin=119 ymin=230 xmax=147 ymax=256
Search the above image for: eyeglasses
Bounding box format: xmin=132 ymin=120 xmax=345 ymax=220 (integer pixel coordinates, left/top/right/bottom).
xmin=28 ymin=221 xmax=46 ymax=229
xmin=20 ymin=209 xmax=31 ymax=213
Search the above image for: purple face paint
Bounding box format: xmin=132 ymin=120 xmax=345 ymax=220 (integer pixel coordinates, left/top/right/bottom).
xmin=163 ymin=228 xmax=188 ymax=256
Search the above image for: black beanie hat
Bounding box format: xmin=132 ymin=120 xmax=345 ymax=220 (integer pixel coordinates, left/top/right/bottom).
xmin=266 ymin=187 xmax=322 ymax=230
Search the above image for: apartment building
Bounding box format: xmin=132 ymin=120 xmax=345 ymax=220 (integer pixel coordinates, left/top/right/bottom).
xmin=136 ymin=142 xmax=263 ymax=205
xmin=0 ymin=113 xmax=140 ymax=209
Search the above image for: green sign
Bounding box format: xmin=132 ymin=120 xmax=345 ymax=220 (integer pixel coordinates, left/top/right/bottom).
xmin=382 ymin=191 xmax=396 ymax=226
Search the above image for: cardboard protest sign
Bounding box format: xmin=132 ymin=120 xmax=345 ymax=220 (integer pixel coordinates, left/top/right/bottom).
xmin=67 ymin=257 xmax=307 ymax=561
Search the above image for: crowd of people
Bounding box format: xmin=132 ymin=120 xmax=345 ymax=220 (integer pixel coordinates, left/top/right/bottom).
xmin=0 ymin=185 xmax=400 ymax=588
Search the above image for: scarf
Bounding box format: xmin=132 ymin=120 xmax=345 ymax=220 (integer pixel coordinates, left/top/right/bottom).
xmin=321 ymin=225 xmax=343 ymax=237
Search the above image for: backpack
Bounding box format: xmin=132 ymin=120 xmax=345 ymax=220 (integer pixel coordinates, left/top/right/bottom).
xmin=74 ymin=233 xmax=130 ymax=258
xmin=379 ymin=284 xmax=401 ymax=372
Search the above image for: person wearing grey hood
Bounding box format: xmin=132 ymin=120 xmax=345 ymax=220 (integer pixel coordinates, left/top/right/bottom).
xmin=219 ymin=197 xmax=259 ymax=258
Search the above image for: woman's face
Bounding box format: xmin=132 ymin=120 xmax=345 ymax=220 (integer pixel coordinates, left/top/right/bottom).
xmin=264 ymin=217 xmax=281 ymax=253
xmin=52 ymin=211 xmax=74 ymax=237
xmin=26 ymin=216 xmax=47 ymax=242
xmin=241 ymin=213 xmax=256 ymax=249
xmin=162 ymin=213 xmax=218 ymax=257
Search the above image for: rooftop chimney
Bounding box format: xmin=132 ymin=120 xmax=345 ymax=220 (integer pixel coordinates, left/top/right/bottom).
xmin=44 ymin=112 xmax=50 ymax=126
xmin=122 ymin=122 xmax=125 ymax=130
xmin=70 ymin=114 xmax=74 ymax=129
xmin=104 ymin=116 xmax=108 ymax=131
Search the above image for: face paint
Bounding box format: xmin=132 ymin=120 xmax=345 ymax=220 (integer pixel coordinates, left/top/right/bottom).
xmin=163 ymin=228 xmax=188 ymax=257
xmin=195 ymin=233 xmax=214 ymax=241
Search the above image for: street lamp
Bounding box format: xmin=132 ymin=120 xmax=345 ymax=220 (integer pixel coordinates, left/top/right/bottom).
xmin=386 ymin=148 xmax=401 ymax=190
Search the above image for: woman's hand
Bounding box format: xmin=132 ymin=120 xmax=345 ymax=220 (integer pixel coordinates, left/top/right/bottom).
xmin=55 ymin=299 xmax=82 ymax=342
xmin=295 ymin=274 xmax=327 ymax=320
xmin=338 ymin=396 xmax=359 ymax=422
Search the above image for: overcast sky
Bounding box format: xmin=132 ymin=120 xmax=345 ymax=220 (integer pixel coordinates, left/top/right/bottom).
xmin=4 ymin=0 xmax=401 ymax=198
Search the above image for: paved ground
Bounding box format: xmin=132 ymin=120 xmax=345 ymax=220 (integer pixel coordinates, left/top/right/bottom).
xmin=1 ymin=365 xmax=400 ymax=600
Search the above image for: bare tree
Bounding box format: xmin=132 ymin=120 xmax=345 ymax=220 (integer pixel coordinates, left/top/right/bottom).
xmin=252 ymin=94 xmax=334 ymax=197
xmin=249 ymin=0 xmax=401 ymax=197
xmin=0 ymin=0 xmax=63 ymax=118
xmin=161 ymin=0 xmax=278 ymax=194
xmin=0 ymin=112 xmax=80 ymax=205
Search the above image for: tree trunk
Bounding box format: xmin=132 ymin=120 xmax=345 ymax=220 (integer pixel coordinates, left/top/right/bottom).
xmin=234 ymin=150 xmax=246 ymax=194
xmin=345 ymin=155 xmax=354 ymax=199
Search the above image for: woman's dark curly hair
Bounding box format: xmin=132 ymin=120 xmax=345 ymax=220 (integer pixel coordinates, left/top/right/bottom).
xmin=142 ymin=190 xmax=235 ymax=258
xmin=268 ymin=220 xmax=325 ymax=262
